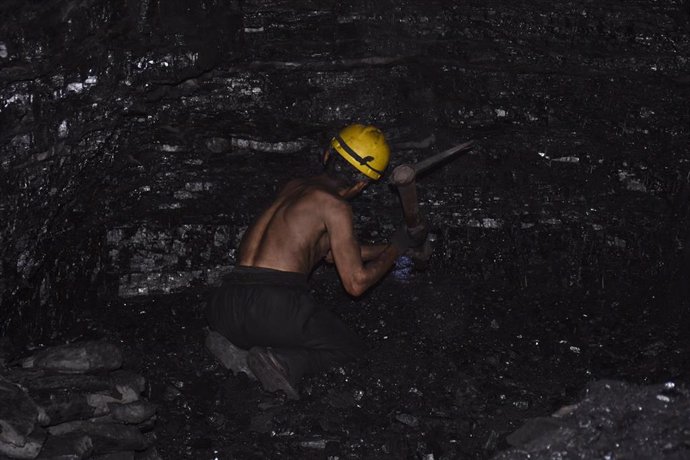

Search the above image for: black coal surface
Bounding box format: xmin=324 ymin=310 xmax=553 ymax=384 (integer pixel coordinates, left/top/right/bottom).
xmin=1 ymin=0 xmax=690 ymax=458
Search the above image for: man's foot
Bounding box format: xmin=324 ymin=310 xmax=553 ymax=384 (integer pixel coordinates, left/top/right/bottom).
xmin=247 ymin=347 xmax=300 ymax=400
xmin=204 ymin=329 xmax=255 ymax=380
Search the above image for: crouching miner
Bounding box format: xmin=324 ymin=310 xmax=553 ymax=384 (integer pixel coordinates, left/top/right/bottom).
xmin=206 ymin=124 xmax=425 ymax=399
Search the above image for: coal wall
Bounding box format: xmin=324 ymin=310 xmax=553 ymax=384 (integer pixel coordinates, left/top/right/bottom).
xmin=1 ymin=0 xmax=689 ymax=338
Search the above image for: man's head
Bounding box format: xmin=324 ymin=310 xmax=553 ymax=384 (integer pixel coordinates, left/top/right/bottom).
xmin=324 ymin=124 xmax=391 ymax=188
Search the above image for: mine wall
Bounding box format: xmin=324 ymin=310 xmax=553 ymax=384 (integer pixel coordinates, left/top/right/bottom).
xmin=1 ymin=0 xmax=690 ymax=458
xmin=3 ymin=0 xmax=688 ymax=339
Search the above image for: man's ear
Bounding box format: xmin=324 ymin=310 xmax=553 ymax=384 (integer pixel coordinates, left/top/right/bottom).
xmin=322 ymin=149 xmax=330 ymax=166
xmin=354 ymin=180 xmax=368 ymax=193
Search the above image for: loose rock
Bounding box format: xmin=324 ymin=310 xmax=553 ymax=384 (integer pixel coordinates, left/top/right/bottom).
xmin=21 ymin=342 xmax=123 ymax=374
xmin=0 ymin=427 xmax=46 ymax=460
xmin=0 ymin=377 xmax=41 ymax=448
xmin=108 ymin=402 xmax=157 ymax=425
xmin=36 ymin=432 xmax=93 ymax=460
xmin=0 ymin=342 xmax=156 ymax=459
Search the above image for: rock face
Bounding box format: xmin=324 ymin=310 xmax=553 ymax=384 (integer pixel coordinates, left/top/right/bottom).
xmin=1 ymin=0 xmax=689 ymax=339
xmin=0 ymin=0 xmax=244 ymax=338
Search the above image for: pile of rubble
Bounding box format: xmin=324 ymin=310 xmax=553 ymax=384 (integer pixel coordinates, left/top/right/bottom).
xmin=494 ymin=379 xmax=690 ymax=459
xmin=0 ymin=341 xmax=159 ymax=459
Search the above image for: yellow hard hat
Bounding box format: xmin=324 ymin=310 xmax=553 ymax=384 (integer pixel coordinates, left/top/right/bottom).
xmin=330 ymin=124 xmax=390 ymax=180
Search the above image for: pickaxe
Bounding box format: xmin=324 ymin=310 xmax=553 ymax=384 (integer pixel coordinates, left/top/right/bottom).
xmin=390 ymin=139 xmax=475 ymax=267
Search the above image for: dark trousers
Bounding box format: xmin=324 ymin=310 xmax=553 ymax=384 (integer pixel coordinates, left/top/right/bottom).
xmin=206 ymin=266 xmax=364 ymax=382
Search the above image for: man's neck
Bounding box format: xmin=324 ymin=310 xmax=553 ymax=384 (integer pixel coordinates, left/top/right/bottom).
xmin=314 ymin=173 xmax=352 ymax=197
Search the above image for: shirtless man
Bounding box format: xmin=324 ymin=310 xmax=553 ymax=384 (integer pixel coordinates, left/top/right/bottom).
xmin=206 ymin=124 xmax=424 ymax=399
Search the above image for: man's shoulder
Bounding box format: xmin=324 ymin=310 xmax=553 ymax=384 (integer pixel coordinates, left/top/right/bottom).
xmin=293 ymin=188 xmax=348 ymax=223
xmin=291 ymin=181 xmax=344 ymax=203
xmin=281 ymin=178 xmax=349 ymax=212
xmin=312 ymin=187 xmax=348 ymax=208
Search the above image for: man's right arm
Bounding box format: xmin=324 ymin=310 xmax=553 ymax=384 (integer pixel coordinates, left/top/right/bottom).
xmin=324 ymin=200 xmax=402 ymax=297
xmin=360 ymin=244 xmax=388 ymax=262
xmin=324 ymin=244 xmax=387 ymax=264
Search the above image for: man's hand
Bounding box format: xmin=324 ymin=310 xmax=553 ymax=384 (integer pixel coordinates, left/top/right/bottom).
xmin=391 ymin=222 xmax=428 ymax=251
xmin=407 ymin=223 xmax=428 ymax=248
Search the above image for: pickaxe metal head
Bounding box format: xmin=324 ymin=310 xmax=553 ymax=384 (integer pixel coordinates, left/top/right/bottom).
xmin=410 ymin=139 xmax=475 ymax=176
xmin=390 ymin=139 xmax=475 ymax=186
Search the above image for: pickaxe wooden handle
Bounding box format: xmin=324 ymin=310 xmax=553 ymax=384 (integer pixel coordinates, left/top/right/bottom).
xmin=390 ymin=164 xmax=422 ymax=230
xmin=390 ymin=139 xmax=475 ymax=267
xmin=390 ymin=139 xmax=475 ymax=230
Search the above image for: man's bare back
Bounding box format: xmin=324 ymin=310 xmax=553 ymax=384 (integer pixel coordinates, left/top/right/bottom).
xmin=238 ymin=174 xmax=401 ymax=297
xmin=238 ymin=176 xmax=342 ymax=274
